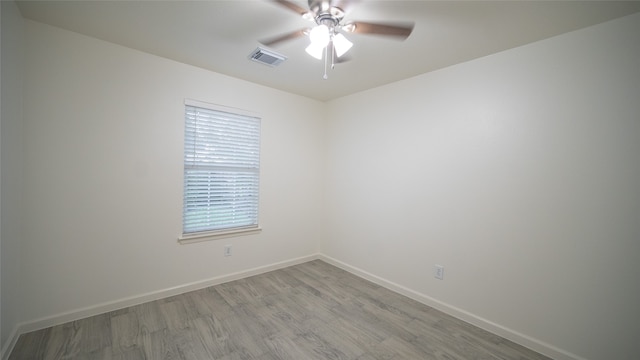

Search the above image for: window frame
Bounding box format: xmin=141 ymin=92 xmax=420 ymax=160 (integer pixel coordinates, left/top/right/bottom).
xmin=179 ymin=99 xmax=262 ymax=244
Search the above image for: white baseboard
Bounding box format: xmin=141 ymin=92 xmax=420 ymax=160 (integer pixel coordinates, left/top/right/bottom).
xmin=1 ymin=253 xmax=320 ymax=360
xmin=318 ymin=254 xmax=586 ymax=360
xmin=3 ymin=253 xmax=584 ymax=360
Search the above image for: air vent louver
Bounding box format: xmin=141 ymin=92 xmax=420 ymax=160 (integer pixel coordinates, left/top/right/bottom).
xmin=249 ymin=47 xmax=287 ymax=67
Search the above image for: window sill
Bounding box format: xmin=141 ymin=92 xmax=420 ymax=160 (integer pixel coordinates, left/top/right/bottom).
xmin=178 ymin=227 xmax=262 ymax=244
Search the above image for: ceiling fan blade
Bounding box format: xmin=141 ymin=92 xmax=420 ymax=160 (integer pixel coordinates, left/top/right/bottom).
xmin=272 ymin=0 xmax=309 ymax=16
xmin=345 ymin=21 xmax=415 ymax=40
xmin=260 ymin=29 xmax=309 ymax=47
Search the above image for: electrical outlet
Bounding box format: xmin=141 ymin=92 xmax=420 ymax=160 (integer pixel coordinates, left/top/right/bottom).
xmin=224 ymin=245 xmax=232 ymax=257
xmin=434 ymin=265 xmax=444 ymax=280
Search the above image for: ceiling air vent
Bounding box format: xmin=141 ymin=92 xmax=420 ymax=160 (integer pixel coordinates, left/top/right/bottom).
xmin=249 ymin=47 xmax=287 ymax=67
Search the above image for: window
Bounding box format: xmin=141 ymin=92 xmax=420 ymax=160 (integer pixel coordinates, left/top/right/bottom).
xmin=181 ymin=100 xmax=261 ymax=242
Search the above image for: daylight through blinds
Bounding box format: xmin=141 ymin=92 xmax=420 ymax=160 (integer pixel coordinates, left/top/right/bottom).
xmin=183 ymin=104 xmax=260 ymax=234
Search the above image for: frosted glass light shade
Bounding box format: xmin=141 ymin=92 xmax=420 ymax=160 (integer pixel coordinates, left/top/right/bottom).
xmin=309 ymin=25 xmax=330 ymax=47
xmin=305 ymin=43 xmax=325 ymax=60
xmin=333 ymin=33 xmax=353 ymax=57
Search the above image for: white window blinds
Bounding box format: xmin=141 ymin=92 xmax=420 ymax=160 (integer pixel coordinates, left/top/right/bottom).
xmin=183 ymin=102 xmax=261 ymax=235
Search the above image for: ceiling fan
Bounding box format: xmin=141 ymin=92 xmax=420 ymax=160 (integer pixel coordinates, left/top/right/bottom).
xmin=263 ymin=0 xmax=415 ymax=79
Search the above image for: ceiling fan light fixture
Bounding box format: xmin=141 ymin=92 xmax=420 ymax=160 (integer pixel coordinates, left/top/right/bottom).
xmin=305 ymin=43 xmax=325 ymax=60
xmin=309 ymin=24 xmax=330 ymax=47
xmin=333 ymin=33 xmax=353 ymax=57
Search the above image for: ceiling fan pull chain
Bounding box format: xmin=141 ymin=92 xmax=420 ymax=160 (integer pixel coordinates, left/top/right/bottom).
xmin=323 ymin=45 xmax=329 ymax=80
xmin=331 ymin=40 xmax=336 ymax=70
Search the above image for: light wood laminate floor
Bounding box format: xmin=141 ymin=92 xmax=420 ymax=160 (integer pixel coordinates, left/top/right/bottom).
xmin=10 ymin=260 xmax=551 ymax=359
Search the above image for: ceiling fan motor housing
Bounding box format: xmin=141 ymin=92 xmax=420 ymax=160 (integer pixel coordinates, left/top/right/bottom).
xmin=309 ymin=0 xmax=345 ymax=28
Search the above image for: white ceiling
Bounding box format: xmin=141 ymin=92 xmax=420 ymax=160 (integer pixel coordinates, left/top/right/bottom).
xmin=16 ymin=0 xmax=640 ymax=101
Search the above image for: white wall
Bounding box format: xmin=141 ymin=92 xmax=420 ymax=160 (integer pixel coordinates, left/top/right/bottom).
xmin=20 ymin=20 xmax=325 ymax=325
xmin=0 ymin=0 xmax=24 ymax=352
xmin=324 ymin=13 xmax=640 ymax=360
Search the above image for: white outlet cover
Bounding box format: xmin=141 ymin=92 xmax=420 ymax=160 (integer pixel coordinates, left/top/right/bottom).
xmin=434 ymin=265 xmax=444 ymax=280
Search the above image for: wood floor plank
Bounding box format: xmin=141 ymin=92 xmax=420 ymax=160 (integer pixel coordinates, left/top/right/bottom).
xmin=76 ymin=313 xmax=113 ymax=354
xmin=189 ymin=315 xmax=232 ymax=358
xmin=86 ymin=347 xmax=114 ymax=360
xmin=8 ymin=327 xmax=51 ymax=360
xmin=188 ymin=286 xmax=234 ymax=319
xmin=310 ymin=321 xmax=366 ymax=359
xmin=138 ymin=327 xmax=180 ymax=360
xmin=130 ymin=300 xmax=167 ymax=334
xmin=112 ymin=347 xmax=145 ymax=360
xmin=218 ymin=305 xmax=273 ymax=358
xmin=171 ymin=325 xmax=216 ymax=360
xmin=10 ymin=260 xmax=552 ymax=360
xmin=158 ymin=299 xmax=193 ymax=331
xmin=43 ymin=321 xmax=83 ymax=360
xmin=328 ymin=315 xmax=387 ymax=351
xmin=263 ymin=332 xmax=310 ymax=360
xmin=110 ymin=312 xmax=140 ymax=355
xmin=215 ymin=280 xmax=258 ymax=307
xmin=294 ymin=330 xmax=350 ymax=360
